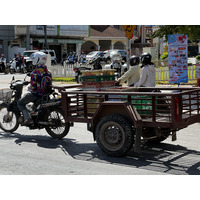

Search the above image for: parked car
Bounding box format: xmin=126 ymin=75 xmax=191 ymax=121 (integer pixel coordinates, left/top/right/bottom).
xmin=86 ymin=51 xmax=104 ymax=63
xmin=23 ymin=50 xmax=39 ymax=72
xmin=40 ymin=49 xmax=57 ymax=65
xmin=104 ymin=49 xmax=127 ymax=63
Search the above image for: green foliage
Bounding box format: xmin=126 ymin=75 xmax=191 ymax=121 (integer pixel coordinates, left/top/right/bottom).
xmin=52 ymin=77 xmax=75 ymax=82
xmin=196 ymin=55 xmax=200 ymax=61
xmin=160 ymin=52 xmax=168 ymax=60
xmin=152 ymin=25 xmax=200 ymax=42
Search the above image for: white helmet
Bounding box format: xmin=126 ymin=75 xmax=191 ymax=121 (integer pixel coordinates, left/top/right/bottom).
xmin=31 ymin=52 xmax=47 ymax=65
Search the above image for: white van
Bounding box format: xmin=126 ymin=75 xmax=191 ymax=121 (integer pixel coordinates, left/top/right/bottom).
xmin=40 ymin=49 xmax=57 ymax=65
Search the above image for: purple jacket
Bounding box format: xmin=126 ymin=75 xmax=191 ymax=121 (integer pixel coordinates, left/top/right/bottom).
xmin=30 ymin=64 xmax=52 ymax=96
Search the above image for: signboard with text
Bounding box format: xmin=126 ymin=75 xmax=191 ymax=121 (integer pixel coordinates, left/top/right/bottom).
xmin=168 ymin=34 xmax=188 ymax=83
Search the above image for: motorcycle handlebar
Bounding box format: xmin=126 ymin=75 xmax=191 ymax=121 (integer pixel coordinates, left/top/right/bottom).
xmin=23 ymin=81 xmax=30 ymax=86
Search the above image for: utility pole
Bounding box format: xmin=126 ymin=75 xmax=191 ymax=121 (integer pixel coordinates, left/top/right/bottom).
xmin=26 ymin=25 xmax=30 ymax=50
xmin=122 ymin=25 xmax=136 ymax=70
xmin=44 ymin=25 xmax=47 ymax=50
xmin=141 ymin=25 xmax=146 ymax=44
xmin=126 ymin=38 xmax=130 ymax=70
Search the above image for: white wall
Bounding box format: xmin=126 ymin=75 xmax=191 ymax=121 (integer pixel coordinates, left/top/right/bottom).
xmin=8 ymin=46 xmax=26 ymax=60
xmin=46 ymin=54 xmax=51 ymax=69
xmin=15 ymin=25 xmax=89 ymax=38
xmin=143 ymin=47 xmax=157 ymax=60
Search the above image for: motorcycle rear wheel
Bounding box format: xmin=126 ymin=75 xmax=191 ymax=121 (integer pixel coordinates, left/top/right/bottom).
xmin=44 ymin=108 xmax=70 ymax=139
xmin=0 ymin=104 xmax=19 ymax=133
xmin=4 ymin=67 xmax=9 ymax=74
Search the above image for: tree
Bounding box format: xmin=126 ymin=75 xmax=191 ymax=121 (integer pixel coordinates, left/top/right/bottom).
xmin=152 ymin=25 xmax=200 ymax=42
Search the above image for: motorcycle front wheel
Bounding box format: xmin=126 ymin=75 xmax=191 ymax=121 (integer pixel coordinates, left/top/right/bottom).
xmin=10 ymin=69 xmax=14 ymax=74
xmin=26 ymin=63 xmax=34 ymax=72
xmin=44 ymin=108 xmax=70 ymax=139
xmin=0 ymin=104 xmax=19 ymax=132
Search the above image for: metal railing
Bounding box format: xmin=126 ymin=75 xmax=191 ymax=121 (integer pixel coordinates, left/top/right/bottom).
xmin=48 ymin=63 xmax=94 ymax=78
xmin=49 ymin=63 xmax=197 ymax=82
xmin=156 ymin=65 xmax=196 ymax=82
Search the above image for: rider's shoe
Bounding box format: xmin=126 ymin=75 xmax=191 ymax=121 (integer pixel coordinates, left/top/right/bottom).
xmin=22 ymin=118 xmax=34 ymax=126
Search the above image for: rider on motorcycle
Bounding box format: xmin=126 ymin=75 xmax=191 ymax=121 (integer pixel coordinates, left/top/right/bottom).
xmin=15 ymin=52 xmax=24 ymax=71
xmin=79 ymin=52 xmax=86 ymax=63
xmin=89 ymin=55 xmax=102 ymax=70
xmin=134 ymin=53 xmax=156 ymax=87
xmin=117 ymin=55 xmax=141 ymax=86
xmin=0 ymin=54 xmax=6 ymax=72
xmin=17 ymin=52 xmax=52 ymax=126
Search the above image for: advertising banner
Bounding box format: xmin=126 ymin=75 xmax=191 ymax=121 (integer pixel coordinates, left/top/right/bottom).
xmin=168 ymin=34 xmax=188 ymax=83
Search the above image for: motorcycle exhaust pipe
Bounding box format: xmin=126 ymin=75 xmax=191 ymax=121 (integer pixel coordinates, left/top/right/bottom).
xmin=38 ymin=121 xmax=66 ymax=126
xmin=37 ymin=121 xmax=52 ymax=126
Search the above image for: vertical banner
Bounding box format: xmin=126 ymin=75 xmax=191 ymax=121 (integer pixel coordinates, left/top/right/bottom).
xmin=168 ymin=34 xmax=188 ymax=83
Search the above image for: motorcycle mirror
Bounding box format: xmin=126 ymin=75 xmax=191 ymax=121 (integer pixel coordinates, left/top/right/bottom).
xmin=12 ymin=76 xmax=15 ymax=81
xmin=24 ymin=72 xmax=30 ymax=81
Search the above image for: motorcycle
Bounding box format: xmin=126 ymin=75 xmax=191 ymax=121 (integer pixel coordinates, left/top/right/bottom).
xmin=78 ymin=54 xmax=86 ymax=65
xmin=66 ymin=52 xmax=78 ymax=64
xmin=0 ymin=75 xmax=70 ymax=139
xmin=104 ymin=51 xmax=127 ymax=79
xmin=73 ymin=65 xmax=91 ymax=83
xmin=73 ymin=56 xmax=102 ymax=83
xmin=89 ymin=56 xmax=102 ymax=70
xmin=9 ymin=58 xmax=27 ymax=74
xmin=0 ymin=59 xmax=10 ymax=74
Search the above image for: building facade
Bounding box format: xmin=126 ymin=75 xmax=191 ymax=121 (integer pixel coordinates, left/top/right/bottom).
xmin=14 ymin=25 xmax=140 ymax=62
xmin=82 ymin=25 xmax=140 ymax=54
xmin=0 ymin=25 xmax=15 ymax=59
xmin=14 ymin=25 xmax=89 ymax=62
xmin=13 ymin=25 xmax=155 ymax=62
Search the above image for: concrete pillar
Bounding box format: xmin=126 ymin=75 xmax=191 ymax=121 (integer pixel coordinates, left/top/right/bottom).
xmin=46 ymin=54 xmax=51 ymax=68
xmin=141 ymin=25 xmax=146 ymax=44
xmin=77 ymin=43 xmax=82 ymax=58
xmin=3 ymin=39 xmax=8 ymax=59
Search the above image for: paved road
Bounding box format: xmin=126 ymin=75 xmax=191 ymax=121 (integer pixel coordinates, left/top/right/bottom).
xmin=0 ymin=73 xmax=200 ymax=175
xmin=0 ymin=73 xmax=26 ymax=89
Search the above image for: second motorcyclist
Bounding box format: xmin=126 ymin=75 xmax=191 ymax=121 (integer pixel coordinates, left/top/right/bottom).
xmin=134 ymin=53 xmax=156 ymax=87
xmin=90 ymin=55 xmax=102 ymax=70
xmin=17 ymin=52 xmax=52 ymax=126
xmin=0 ymin=54 xmax=7 ymax=72
xmin=117 ymin=55 xmax=141 ymax=86
xmin=15 ymin=52 xmax=24 ymax=71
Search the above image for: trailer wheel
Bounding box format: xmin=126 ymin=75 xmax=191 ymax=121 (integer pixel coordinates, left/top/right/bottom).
xmin=95 ymin=114 xmax=134 ymax=157
xmin=143 ymin=128 xmax=171 ymax=144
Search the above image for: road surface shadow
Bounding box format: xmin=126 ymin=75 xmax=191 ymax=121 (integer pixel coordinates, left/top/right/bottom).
xmin=0 ymin=131 xmax=200 ymax=175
